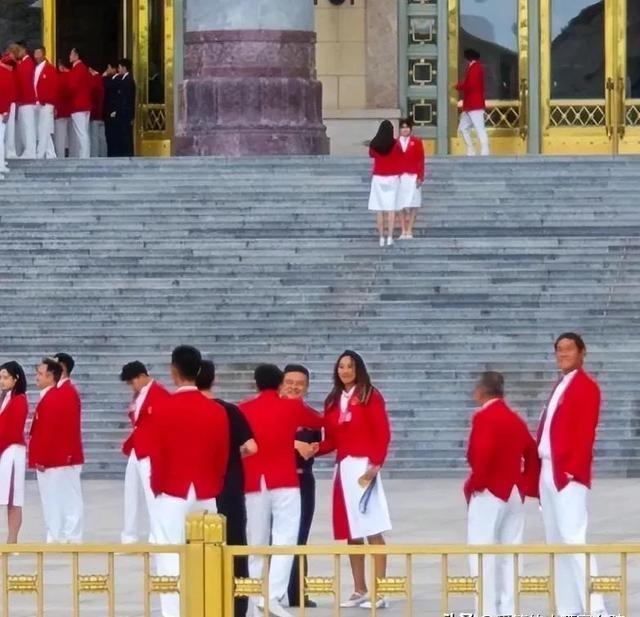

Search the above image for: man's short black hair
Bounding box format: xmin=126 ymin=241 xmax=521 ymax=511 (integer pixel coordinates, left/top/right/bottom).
xmin=118 ymin=57 xmax=132 ymax=72
xmin=463 ymin=48 xmax=481 ymax=61
xmin=171 ymin=345 xmax=202 ymax=380
xmin=196 ymin=360 xmax=216 ymax=391
xmin=254 ymin=364 xmax=283 ymax=391
xmin=41 ymin=357 xmax=63 ymax=382
xmin=120 ymin=361 xmax=148 ymax=382
xmin=15 ymin=40 xmax=27 ymax=49
xmin=554 ymin=332 xmax=586 ymax=352
xmin=477 ymin=371 xmax=504 ymax=397
xmin=283 ymin=364 xmax=310 ymax=380
xmin=54 ymin=352 xmax=75 ymax=375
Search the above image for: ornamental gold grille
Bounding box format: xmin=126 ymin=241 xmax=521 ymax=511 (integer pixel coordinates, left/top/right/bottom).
xmin=143 ymin=105 xmax=167 ymax=132
xmin=625 ymin=103 xmax=640 ymax=126
xmin=549 ymin=104 xmax=606 ymax=127
xmin=304 ymin=576 xmax=334 ymax=595
xmin=485 ymin=104 xmax=520 ymax=129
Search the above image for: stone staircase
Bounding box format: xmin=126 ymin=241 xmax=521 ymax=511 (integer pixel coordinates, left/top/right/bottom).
xmin=1 ymin=155 xmax=639 ymax=478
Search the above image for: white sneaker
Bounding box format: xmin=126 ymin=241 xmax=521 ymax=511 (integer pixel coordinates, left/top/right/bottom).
xmin=405 ymin=233 xmax=414 ymax=239
xmin=386 ymin=236 xmax=393 ymax=246
xmin=379 ymin=236 xmax=385 ymax=247
xmin=360 ymin=597 xmax=389 ymax=609
xmin=257 ymin=599 xmax=293 ymax=617
xmin=340 ymin=592 xmax=370 ymax=608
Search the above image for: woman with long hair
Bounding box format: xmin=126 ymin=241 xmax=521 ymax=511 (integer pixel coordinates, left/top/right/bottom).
xmin=395 ymin=118 xmax=425 ymax=239
xmin=0 ymin=361 xmax=29 ymax=543
xmin=368 ymin=120 xmax=400 ymax=247
xmin=317 ymin=350 xmax=392 ymax=609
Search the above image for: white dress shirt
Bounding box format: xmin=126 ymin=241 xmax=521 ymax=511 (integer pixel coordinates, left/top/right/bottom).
xmin=538 ymin=370 xmax=577 ymax=459
xmin=399 ymin=135 xmax=410 ymax=152
xmin=34 ymin=61 xmax=46 ymax=99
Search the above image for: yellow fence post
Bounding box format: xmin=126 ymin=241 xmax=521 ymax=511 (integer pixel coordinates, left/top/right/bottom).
xmin=185 ymin=513 xmax=206 ymax=617
xmin=203 ymin=513 xmax=227 ymax=617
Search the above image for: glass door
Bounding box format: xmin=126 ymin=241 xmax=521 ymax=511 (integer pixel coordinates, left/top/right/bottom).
xmin=617 ymin=0 xmax=640 ymax=153
xmin=448 ymin=0 xmax=529 ymax=155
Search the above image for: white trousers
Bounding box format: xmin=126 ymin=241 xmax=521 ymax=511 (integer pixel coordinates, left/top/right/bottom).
xmin=122 ymin=453 xmax=157 ymax=544
xmin=540 ymin=459 xmax=607 ymax=616
xmin=54 ymin=118 xmax=69 ymax=158
xmin=17 ymin=104 xmax=37 ymax=159
xmin=90 ymin=120 xmax=107 ymax=157
xmin=153 ymin=485 xmax=216 ymax=617
xmin=459 ymin=109 xmax=490 ymax=156
xmin=467 ymin=487 xmax=524 ymax=617
xmin=36 ymin=465 xmax=84 ymax=543
xmin=246 ymin=477 xmax=301 ymax=603
xmin=36 ymin=103 xmax=56 ymax=159
xmin=70 ymin=111 xmax=91 ymax=158
xmin=5 ymin=103 xmax=17 ymax=158
xmin=0 ymin=121 xmax=6 ymax=172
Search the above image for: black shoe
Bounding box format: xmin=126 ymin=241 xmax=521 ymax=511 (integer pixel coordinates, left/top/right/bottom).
xmin=303 ymin=599 xmax=317 ymax=608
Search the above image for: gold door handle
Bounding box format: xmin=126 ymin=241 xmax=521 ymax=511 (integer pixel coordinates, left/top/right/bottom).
xmin=519 ymin=78 xmax=528 ymax=140
xmin=605 ymin=77 xmax=614 ymax=139
xmin=618 ymin=76 xmax=626 ymax=139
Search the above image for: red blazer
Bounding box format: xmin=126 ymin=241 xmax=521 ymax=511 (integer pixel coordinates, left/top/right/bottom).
xmin=122 ymin=380 xmax=170 ymax=459
xmin=536 ymin=368 xmax=600 ymax=491
xmin=318 ymin=387 xmax=391 ymax=467
xmin=57 ymin=379 xmax=85 ymax=465
xmin=56 ymin=71 xmax=71 ymax=119
xmin=150 ymin=389 xmax=230 ymax=500
xmin=68 ymin=61 xmax=92 ymax=113
xmin=35 ymin=61 xmax=59 ymax=106
xmin=90 ymin=72 xmax=104 ymax=121
xmin=369 ymin=146 xmax=399 ymax=177
xmin=0 ymin=64 xmax=15 ymax=115
xmin=395 ymin=136 xmax=425 ymax=182
xmin=455 ymin=61 xmax=486 ymax=111
xmin=238 ymin=390 xmax=323 ymax=493
xmin=0 ymin=393 xmax=28 ymax=455
xmin=464 ymin=398 xmax=539 ymax=504
xmin=15 ymin=54 xmax=36 ymax=106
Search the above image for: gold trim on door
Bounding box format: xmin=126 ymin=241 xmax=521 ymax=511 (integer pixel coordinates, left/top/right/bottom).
xmin=448 ymin=0 xmax=529 ymax=155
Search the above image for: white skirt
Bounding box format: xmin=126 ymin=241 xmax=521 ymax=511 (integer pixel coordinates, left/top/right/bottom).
xmin=397 ymin=173 xmax=422 ymax=209
xmin=368 ymin=175 xmax=400 ymax=212
xmin=337 ymin=456 xmax=392 ymax=539
xmin=0 ymin=444 xmax=26 ymax=507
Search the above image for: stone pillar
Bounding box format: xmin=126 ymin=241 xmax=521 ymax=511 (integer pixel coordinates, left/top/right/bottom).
xmin=176 ymin=0 xmax=329 ymax=155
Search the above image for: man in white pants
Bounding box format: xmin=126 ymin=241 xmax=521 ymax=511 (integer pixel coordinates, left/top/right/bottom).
xmin=1 ymin=53 xmax=17 ymax=160
xmin=465 ymin=371 xmax=539 ymax=617
xmin=33 ymin=46 xmax=58 ymax=159
xmin=12 ymin=42 xmax=37 ymax=159
xmin=119 ymin=361 xmax=169 ymax=544
xmin=29 ymin=357 xmax=84 ymax=543
xmin=0 ymin=57 xmax=12 ymax=174
xmin=455 ymin=48 xmax=490 ymax=156
xmin=68 ymin=48 xmax=92 ymax=158
xmin=536 ymin=333 xmax=608 ymax=617
xmin=239 ymin=365 xmax=323 ymax=617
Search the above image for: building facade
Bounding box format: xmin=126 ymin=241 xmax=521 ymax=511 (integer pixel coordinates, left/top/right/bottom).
xmin=2 ymin=0 xmax=639 ymax=155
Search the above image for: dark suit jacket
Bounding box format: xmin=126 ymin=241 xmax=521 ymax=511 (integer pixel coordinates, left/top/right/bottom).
xmin=115 ymin=73 xmax=136 ymax=123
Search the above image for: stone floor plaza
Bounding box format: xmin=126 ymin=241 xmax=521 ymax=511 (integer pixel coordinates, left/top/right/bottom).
xmin=1 ymin=478 xmax=639 ymax=616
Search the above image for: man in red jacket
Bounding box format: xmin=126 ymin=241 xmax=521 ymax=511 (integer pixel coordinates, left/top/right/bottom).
xmin=89 ymin=68 xmax=106 ymax=156
xmin=465 ymin=371 xmax=539 ymax=617
xmin=0 ymin=55 xmax=14 ymax=173
xmin=119 ymin=360 xmax=169 ymax=544
xmin=68 ymin=48 xmax=92 ymax=158
xmin=239 ymin=364 xmax=323 ymax=617
xmin=29 ymin=357 xmax=82 ymax=543
xmin=537 ymin=333 xmax=607 ymax=616
xmin=11 ymin=41 xmax=37 ymax=159
xmin=151 ymin=345 xmax=229 ymax=617
xmin=455 ymin=48 xmax=489 ymax=156
xmin=54 ymin=61 xmax=71 ymax=158
xmin=33 ymin=46 xmax=58 ymax=159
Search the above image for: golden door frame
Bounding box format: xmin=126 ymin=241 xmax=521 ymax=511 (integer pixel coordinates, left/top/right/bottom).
xmin=41 ymin=0 xmax=174 ymax=157
xmin=448 ymin=0 xmax=529 ymax=155
xmin=538 ymin=0 xmax=640 ymax=154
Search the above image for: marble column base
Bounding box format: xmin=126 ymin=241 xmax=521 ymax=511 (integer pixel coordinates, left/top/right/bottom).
xmin=176 ymin=30 xmax=329 ymax=156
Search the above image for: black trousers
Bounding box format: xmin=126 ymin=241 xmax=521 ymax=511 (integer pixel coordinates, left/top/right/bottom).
xmin=106 ymin=117 xmax=134 ymax=157
xmin=217 ymin=488 xmax=248 ymax=617
xmin=287 ymin=472 xmax=316 ymax=606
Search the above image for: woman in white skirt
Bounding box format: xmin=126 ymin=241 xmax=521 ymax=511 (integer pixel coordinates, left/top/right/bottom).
xmin=317 ymin=350 xmax=392 ymax=609
xmin=368 ymin=120 xmax=400 ymax=247
xmin=395 ymin=118 xmax=425 ymax=239
xmin=0 ymin=361 xmax=29 ymax=543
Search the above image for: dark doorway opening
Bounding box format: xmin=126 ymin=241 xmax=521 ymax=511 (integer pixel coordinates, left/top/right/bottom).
xmin=56 ymin=0 xmax=122 ymax=71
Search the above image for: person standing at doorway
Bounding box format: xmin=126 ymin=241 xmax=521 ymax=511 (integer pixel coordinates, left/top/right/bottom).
xmin=536 ymin=333 xmax=607 ymax=617
xmin=368 ymin=120 xmax=400 ymax=247
xmin=54 ymin=60 xmax=71 ymax=158
xmin=102 ymin=63 xmax=120 ymax=157
xmin=0 ymin=56 xmax=14 ymax=174
xmin=89 ymin=68 xmax=107 ymax=157
xmin=112 ymin=59 xmax=136 ymax=157
xmin=395 ymin=118 xmax=425 ymax=239
xmin=68 ymin=48 xmax=92 ymax=158
xmin=33 ymin=46 xmax=58 ymax=159
xmin=455 ymin=48 xmax=489 ymax=156
xmin=119 ymin=361 xmax=170 ymax=544
xmin=465 ymin=371 xmax=539 ymax=617
xmin=12 ymin=41 xmax=37 ymax=159
xmin=1 ymin=53 xmax=17 ymax=163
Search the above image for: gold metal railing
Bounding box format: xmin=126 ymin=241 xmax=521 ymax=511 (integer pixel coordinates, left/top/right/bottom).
xmin=2 ymin=515 xmax=638 ymax=616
